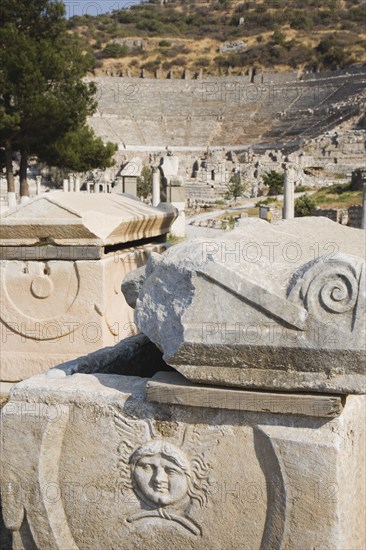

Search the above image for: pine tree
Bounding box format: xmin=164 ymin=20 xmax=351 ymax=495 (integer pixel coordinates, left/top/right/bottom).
xmin=38 ymin=126 xmax=117 ymax=173
xmin=0 ymin=0 xmax=115 ymax=200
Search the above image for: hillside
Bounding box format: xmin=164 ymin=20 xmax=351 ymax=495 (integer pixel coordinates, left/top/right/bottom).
xmin=67 ymin=0 xmax=366 ymax=77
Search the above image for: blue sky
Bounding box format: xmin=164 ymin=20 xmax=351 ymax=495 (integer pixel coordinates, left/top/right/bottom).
xmin=64 ymin=0 xmax=143 ymax=18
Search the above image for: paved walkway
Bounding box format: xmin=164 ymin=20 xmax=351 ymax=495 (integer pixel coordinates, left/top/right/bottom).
xmin=185 ymin=192 xmax=314 ymax=238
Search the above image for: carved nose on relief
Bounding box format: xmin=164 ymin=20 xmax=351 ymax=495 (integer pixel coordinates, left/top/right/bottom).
xmin=154 ymin=469 xmax=168 ymax=485
xmin=31 ymin=275 xmax=53 ymax=299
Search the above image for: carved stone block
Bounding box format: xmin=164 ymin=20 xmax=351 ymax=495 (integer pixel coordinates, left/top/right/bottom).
xmin=0 ymin=254 xmax=147 ymax=381
xmin=1 ymin=371 xmax=365 ymax=549
xmin=135 ymin=218 xmax=366 ymax=393
xmin=0 ymin=193 xmax=175 ymax=381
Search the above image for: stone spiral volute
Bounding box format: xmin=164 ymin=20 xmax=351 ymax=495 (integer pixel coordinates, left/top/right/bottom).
xmin=304 ymin=263 xmax=358 ymax=314
xmin=288 ymin=253 xmax=364 ymax=327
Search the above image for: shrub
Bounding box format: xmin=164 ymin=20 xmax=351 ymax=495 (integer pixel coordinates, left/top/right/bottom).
xmin=324 ymin=182 xmax=351 ymax=194
xmin=215 ymin=0 xmax=231 ymax=9
xmin=255 ymin=197 xmax=277 ymax=207
xmin=287 ymin=42 xmax=315 ymax=68
xmin=137 ymin=166 xmax=152 ymax=199
xmin=136 ymin=18 xmax=164 ymax=33
xmin=172 ymin=56 xmax=187 ymax=66
xmin=295 ymin=194 xmax=316 ymax=217
xmin=290 ymin=13 xmax=313 ymax=30
xmin=315 ymin=34 xmax=352 ymax=69
xmin=99 ymin=43 xmax=129 ymax=58
xmin=68 ymin=0 xmax=366 ymax=72
xmin=93 ymin=40 xmax=102 ymax=50
xmin=272 ymin=28 xmax=286 ymax=46
xmin=225 ymin=173 xmax=247 ymax=200
xmin=159 ymin=40 xmax=171 ymax=47
xmin=295 ymin=185 xmax=309 ymax=192
xmin=142 ymin=59 xmax=161 ymax=72
xmin=263 ymin=170 xmax=284 ymax=196
xmin=194 ymin=57 xmax=211 ymax=67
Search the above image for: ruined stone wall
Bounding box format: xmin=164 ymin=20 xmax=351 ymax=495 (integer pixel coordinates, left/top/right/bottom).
xmin=8 ymin=66 xmax=358 ymax=203
xmin=348 ymin=205 xmax=363 ymax=228
xmin=259 ymin=205 xmax=283 ymax=223
xmin=313 ymin=205 xmax=363 ymax=228
xmin=312 ymin=208 xmax=347 ymax=223
xmin=300 ymin=129 xmax=366 ymax=175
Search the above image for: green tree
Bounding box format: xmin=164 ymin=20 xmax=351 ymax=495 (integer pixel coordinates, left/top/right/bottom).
xmin=137 ymin=165 xmax=153 ymax=198
xmin=0 ymin=0 xmax=114 ymax=199
xmin=294 ymin=194 xmax=316 ymax=217
xmin=225 ymin=172 xmax=246 ymax=201
xmin=263 ymin=170 xmax=284 ymax=196
xmin=38 ymin=126 xmax=117 ymax=173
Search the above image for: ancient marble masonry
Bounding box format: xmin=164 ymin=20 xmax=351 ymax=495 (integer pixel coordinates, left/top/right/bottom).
xmin=89 ymin=67 xmax=366 ymax=149
xmin=0 ymin=192 xmax=176 ymax=381
xmin=135 ymin=218 xmax=366 ymax=393
xmin=1 ymin=367 xmax=365 ymax=550
xmin=0 ymin=218 xmax=365 ymax=550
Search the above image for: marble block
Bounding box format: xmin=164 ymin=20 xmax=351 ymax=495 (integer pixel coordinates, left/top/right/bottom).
xmin=0 ymin=250 xmax=159 ymax=381
xmin=0 ymin=193 xmax=176 ymax=381
xmin=0 ymin=370 xmax=365 ymax=550
xmin=135 ymin=218 xmax=366 ymax=393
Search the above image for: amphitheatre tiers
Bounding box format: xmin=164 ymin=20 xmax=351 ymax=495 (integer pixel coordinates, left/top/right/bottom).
xmin=89 ymin=66 xmax=366 ymax=151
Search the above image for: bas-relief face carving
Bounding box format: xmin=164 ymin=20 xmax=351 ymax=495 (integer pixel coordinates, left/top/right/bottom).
xmin=125 ymin=437 xmax=209 ymax=536
xmin=114 ymin=415 xmax=213 ymax=536
xmin=133 ymin=453 xmax=188 ymax=506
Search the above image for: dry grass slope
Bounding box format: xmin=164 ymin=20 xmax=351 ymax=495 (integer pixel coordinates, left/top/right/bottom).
xmin=68 ymin=0 xmax=366 ymax=77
